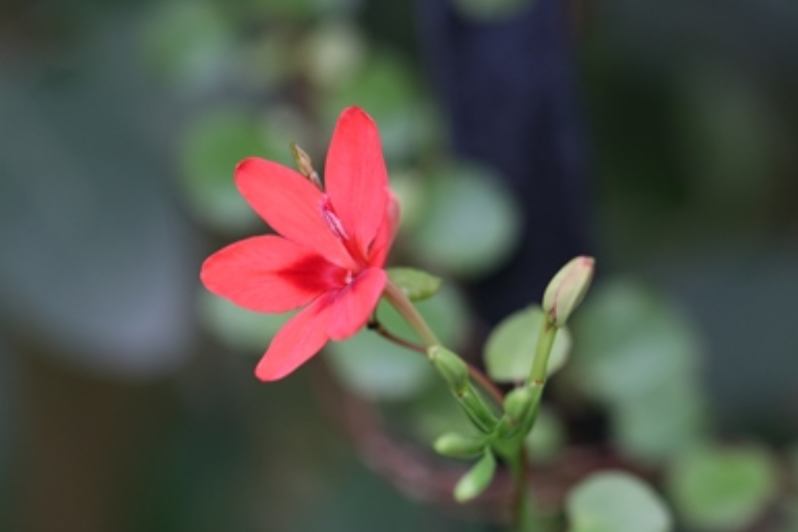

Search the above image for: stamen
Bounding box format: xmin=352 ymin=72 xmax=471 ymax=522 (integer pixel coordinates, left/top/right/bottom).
xmin=320 ymin=196 xmax=349 ymax=241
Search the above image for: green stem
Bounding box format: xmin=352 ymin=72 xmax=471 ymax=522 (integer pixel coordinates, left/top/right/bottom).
xmin=526 ymin=318 xmax=557 ymax=386
xmin=383 ymin=279 xmax=441 ymax=348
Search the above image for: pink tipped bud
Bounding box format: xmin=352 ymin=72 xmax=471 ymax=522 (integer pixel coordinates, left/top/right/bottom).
xmin=542 ymin=256 xmax=595 ymax=327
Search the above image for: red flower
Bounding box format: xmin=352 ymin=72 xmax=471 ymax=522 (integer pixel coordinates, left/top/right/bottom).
xmin=201 ymin=107 xmax=399 ymax=381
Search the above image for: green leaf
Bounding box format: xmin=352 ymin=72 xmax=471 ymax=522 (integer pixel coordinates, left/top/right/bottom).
xmin=387 ymin=267 xmax=442 ymax=301
xmin=484 ymin=306 xmax=571 ymax=383
xmin=613 ymin=381 xmax=706 ymax=463
xmin=326 ymin=284 xmax=469 ymax=401
xmin=141 ymin=0 xmax=234 ymax=92
xmin=666 ymin=445 xmax=777 ymax=531
xmin=319 ymin=50 xmax=435 ymax=165
xmin=524 ymin=406 xmax=566 ymax=463
xmin=572 ymin=279 xmax=704 ymax=404
xmin=178 ymin=105 xmax=306 ymax=233
xmin=566 ymin=471 xmax=672 ymax=532
xmin=408 ymin=162 xmax=522 ymax=279
xmin=454 ymin=450 xmax=496 ymax=502
xmin=198 ymin=291 xmax=293 ymax=352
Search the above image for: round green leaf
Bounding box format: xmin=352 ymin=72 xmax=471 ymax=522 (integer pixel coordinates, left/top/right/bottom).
xmin=484 ymin=306 xmax=571 ymax=383
xmin=298 ymin=20 xmax=365 ymax=90
xmin=572 ymin=279 xmax=704 ymax=404
xmin=667 ymin=445 xmax=777 ymax=531
xmin=178 ymin=105 xmax=307 ymax=233
xmin=387 ymin=267 xmax=442 ymax=301
xmin=319 ymin=50 xmax=438 ymax=165
xmin=524 ymin=406 xmax=566 ymax=463
xmin=178 ymin=107 xmax=265 ymax=232
xmin=613 ymin=381 xmax=706 ymax=463
xmin=567 ymin=471 xmax=672 ymax=532
xmin=408 ymin=162 xmax=522 ymax=279
xmin=198 ymin=290 xmax=293 ymax=352
xmin=141 ymin=0 xmax=234 ymax=91
xmin=326 ymin=284 xmax=469 ymax=401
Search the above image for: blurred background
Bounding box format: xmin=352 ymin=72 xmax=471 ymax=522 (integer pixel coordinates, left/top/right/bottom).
xmin=1 ymin=0 xmax=797 ymax=531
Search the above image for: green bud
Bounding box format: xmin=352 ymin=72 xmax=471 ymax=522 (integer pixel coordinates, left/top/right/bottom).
xmin=429 ymin=345 xmax=469 ymax=393
xmin=290 ymin=141 xmax=323 ymax=189
xmin=504 ymin=386 xmax=536 ymax=424
xmin=495 ymin=386 xmax=542 ymax=439
xmin=542 ymin=256 xmax=595 ymax=327
xmin=433 ymin=432 xmax=486 ymax=458
xmin=454 ymin=450 xmax=496 ymax=503
xmin=387 ymin=267 xmax=442 ymax=301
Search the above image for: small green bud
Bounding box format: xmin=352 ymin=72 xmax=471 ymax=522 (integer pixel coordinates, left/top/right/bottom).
xmin=429 ymin=345 xmax=469 ymax=393
xmin=504 ymin=386 xmax=536 ymax=423
xmin=290 ymin=141 xmax=323 ymax=189
xmin=542 ymin=256 xmax=595 ymax=327
xmin=387 ymin=267 xmax=442 ymax=301
xmin=454 ymin=450 xmax=496 ymax=503
xmin=433 ymin=432 xmax=486 ymax=458
xmin=495 ymin=386 xmax=539 ymax=439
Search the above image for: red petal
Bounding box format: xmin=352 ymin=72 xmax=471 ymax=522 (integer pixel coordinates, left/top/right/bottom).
xmin=201 ymin=235 xmax=346 ymax=313
xmin=327 ymin=267 xmax=387 ymax=341
xmin=324 ymin=107 xmax=389 ymax=260
xmin=369 ymin=190 xmax=401 ymax=267
xmin=235 ymin=158 xmax=355 ymax=269
xmin=255 ymin=293 xmax=334 ymax=381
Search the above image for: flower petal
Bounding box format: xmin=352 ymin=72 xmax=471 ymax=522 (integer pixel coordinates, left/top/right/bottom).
xmin=328 ymin=267 xmax=387 ymax=341
xmin=324 ymin=107 xmax=389 ymax=260
xmin=369 ymin=190 xmax=401 ymax=268
xmin=201 ymin=235 xmax=346 ymax=313
xmin=235 ymin=157 xmax=355 ymax=269
xmin=255 ymin=293 xmax=334 ymax=381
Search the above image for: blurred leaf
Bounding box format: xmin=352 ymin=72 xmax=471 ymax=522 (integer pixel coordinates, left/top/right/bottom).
xmin=320 ymin=50 xmax=439 ymax=164
xmin=408 ymin=162 xmax=522 ymax=279
xmin=299 ymin=19 xmax=366 ymax=90
xmin=178 ymin=106 xmax=264 ymax=232
xmin=198 ymin=290 xmax=293 ymax=352
xmin=524 ymin=406 xmax=566 ymax=463
xmin=241 ymin=0 xmax=362 ymax=19
xmin=326 ymin=284 xmax=469 ymax=400
xmin=566 ymin=471 xmax=672 ymax=532
xmin=613 ymin=380 xmax=706 ymax=463
xmin=389 ymin=168 xmax=427 ymax=233
xmin=572 ymin=279 xmax=703 ymax=404
xmin=387 ymin=267 xmax=442 ymax=301
xmin=452 ymin=0 xmax=535 ymax=21
xmin=178 ymin=105 xmax=306 ymax=233
xmin=141 ymin=0 xmax=234 ymax=92
xmin=667 ymin=444 xmax=777 ymax=531
xmin=485 ymin=306 xmax=571 ymax=383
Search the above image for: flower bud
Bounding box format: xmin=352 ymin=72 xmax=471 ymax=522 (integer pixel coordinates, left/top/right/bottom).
xmin=542 ymin=256 xmax=595 ymax=327
xmin=495 ymin=386 xmax=540 ymax=439
xmin=504 ymin=386 xmax=536 ymax=424
xmin=433 ymin=432 xmax=485 ymax=458
xmin=429 ymin=345 xmax=469 ymax=393
xmin=454 ymin=450 xmax=496 ymax=503
xmin=290 ymin=141 xmax=323 ymax=189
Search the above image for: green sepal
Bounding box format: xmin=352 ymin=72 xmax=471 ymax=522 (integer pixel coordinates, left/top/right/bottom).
xmin=434 ymin=432 xmax=486 ymax=458
xmin=387 ymin=267 xmax=442 ymax=301
xmin=454 ymin=450 xmax=497 ymax=503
